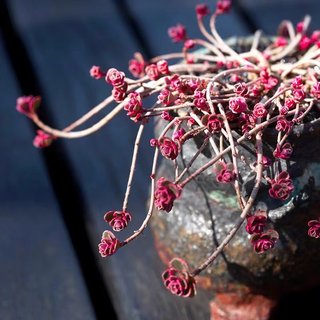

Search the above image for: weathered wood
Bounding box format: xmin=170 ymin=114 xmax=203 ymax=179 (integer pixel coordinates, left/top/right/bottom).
xmin=239 ymin=0 xmax=320 ymax=34
xmin=4 ymin=0 xmax=258 ymax=318
xmin=0 ymin=35 xmax=95 ymax=320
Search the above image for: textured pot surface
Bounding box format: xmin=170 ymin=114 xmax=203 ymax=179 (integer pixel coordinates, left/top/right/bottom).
xmin=151 ymin=119 xmax=320 ymax=298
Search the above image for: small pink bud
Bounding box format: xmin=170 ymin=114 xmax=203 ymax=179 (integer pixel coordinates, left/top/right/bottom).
xmin=162 ymin=258 xmax=196 ymax=298
xmin=307 ymin=218 xmax=320 ymax=238
xmin=16 ymin=95 xmax=41 ymax=118
xmin=145 ymin=64 xmax=160 ymax=81
xmin=253 ymin=103 xmax=267 ymax=119
xmin=196 ymin=4 xmax=210 ymax=20
xmin=228 ymin=97 xmax=248 ymax=114
xmin=168 ymin=24 xmax=187 ymax=43
xmin=251 ymin=230 xmax=279 ymax=254
xmin=269 ymin=171 xmax=294 ymax=201
xmin=156 ymin=60 xmax=170 ymax=75
xmin=245 ymin=210 xmax=267 ymax=235
xmin=128 ymin=59 xmax=145 ymax=78
xmin=184 ymin=39 xmax=195 ymax=50
xmin=158 ymin=137 xmax=179 ymax=160
xmin=33 ymin=130 xmax=55 ymax=148
xmin=98 ymin=231 xmax=120 ymax=257
xmin=216 ymin=0 xmax=232 ymax=15
xmin=154 ymin=177 xmax=181 ymax=212
xmin=105 ymin=68 xmax=126 ymax=87
xmin=104 ymin=210 xmax=131 ymax=232
xmin=89 ymin=65 xmax=105 ymax=79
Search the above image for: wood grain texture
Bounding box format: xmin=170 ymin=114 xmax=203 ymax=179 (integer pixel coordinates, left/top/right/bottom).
xmin=239 ymin=0 xmax=320 ymax=34
xmin=0 ymin=35 xmax=95 ymax=320
xmin=5 ymin=0 xmax=218 ymax=318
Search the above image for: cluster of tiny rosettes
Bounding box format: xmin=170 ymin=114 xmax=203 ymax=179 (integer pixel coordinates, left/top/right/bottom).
xmin=16 ymin=0 xmax=320 ymax=298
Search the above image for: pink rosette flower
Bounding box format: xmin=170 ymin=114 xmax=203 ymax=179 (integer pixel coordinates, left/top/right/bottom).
xmin=123 ymin=92 xmax=143 ymax=121
xmin=253 ymin=103 xmax=267 ymax=119
xmin=293 ymin=89 xmax=306 ymax=102
xmin=251 ymin=230 xmax=279 ymax=254
xmin=215 ymin=0 xmax=232 ymax=15
xmin=196 ymin=4 xmax=210 ymax=20
xmin=307 ymin=218 xmax=320 ymax=238
xmin=145 ymin=63 xmax=160 ymax=81
xmin=154 ymin=177 xmax=181 ymax=212
xmin=98 ymin=230 xmax=120 ymax=257
xmin=193 ymin=89 xmax=209 ymax=111
xmin=214 ymin=161 xmax=235 ymax=183
xmin=105 ymin=68 xmax=126 ymax=87
xmin=158 ymin=137 xmax=179 ymax=160
xmin=269 ymin=171 xmax=294 ymax=201
xmin=162 ymin=258 xmax=196 ymax=298
xmin=291 ymin=75 xmax=303 ymax=89
xmin=33 ymin=130 xmax=55 ymax=148
xmin=112 ymin=83 xmax=128 ymax=102
xmin=234 ymin=82 xmax=249 ymax=97
xmin=172 ymin=128 xmax=186 ymax=141
xmin=104 ymin=210 xmax=132 ymax=232
xmin=168 ymin=24 xmax=187 ymax=43
xmin=228 ymin=97 xmax=248 ymax=114
xmin=157 ymin=88 xmax=175 ymax=106
xmin=245 ymin=210 xmax=267 ymax=235
xmin=16 ymin=95 xmax=41 ymax=118
xmin=89 ymin=65 xmax=105 ymax=79
xmin=275 ymin=116 xmax=291 ymax=132
xmin=128 ymin=59 xmax=145 ymax=78
xmin=202 ymin=114 xmax=223 ymax=133
xmin=274 ymin=36 xmax=288 ymax=47
xmin=273 ymin=142 xmax=293 ymax=159
xmin=156 ymin=60 xmax=170 ymax=75
xmin=311 ymin=82 xmax=320 ymax=99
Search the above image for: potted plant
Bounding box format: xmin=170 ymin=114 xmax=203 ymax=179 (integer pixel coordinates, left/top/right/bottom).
xmin=16 ymin=1 xmax=320 ymax=319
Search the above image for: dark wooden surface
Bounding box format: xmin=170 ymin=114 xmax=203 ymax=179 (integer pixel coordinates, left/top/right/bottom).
xmin=1 ymin=1 xmax=320 ymax=319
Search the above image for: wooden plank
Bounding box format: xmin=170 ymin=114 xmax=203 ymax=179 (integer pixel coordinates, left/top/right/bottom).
xmin=125 ymin=0 xmax=251 ymax=56
xmin=239 ymin=0 xmax=320 ymax=34
xmin=0 ymin=35 xmax=95 ymax=320
xmin=6 ymin=1 xmax=250 ymax=319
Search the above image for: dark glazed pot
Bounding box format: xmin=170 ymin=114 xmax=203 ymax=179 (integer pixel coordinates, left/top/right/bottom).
xmin=151 ymin=116 xmax=320 ymax=319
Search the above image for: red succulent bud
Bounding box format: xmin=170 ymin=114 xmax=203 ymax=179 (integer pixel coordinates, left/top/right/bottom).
xmin=112 ymin=83 xmax=127 ymax=102
xmin=273 ymin=142 xmax=293 ymax=159
xmin=128 ymin=59 xmax=145 ymax=78
xmin=123 ymin=92 xmax=144 ymax=121
xmin=105 ymin=68 xmax=126 ymax=87
xmin=216 ymin=0 xmax=232 ymax=15
xmin=158 ymin=137 xmax=179 ymax=160
xmin=16 ymin=95 xmax=41 ymax=118
xmin=251 ymin=230 xmax=279 ymax=254
xmin=168 ymin=24 xmax=187 ymax=43
xmin=154 ymin=177 xmax=181 ymax=212
xmin=307 ymin=218 xmax=320 ymax=238
xmin=196 ymin=4 xmax=210 ymax=20
xmin=253 ymin=103 xmax=267 ymax=119
xmin=245 ymin=210 xmax=267 ymax=235
xmin=145 ymin=63 xmax=160 ymax=81
xmin=104 ymin=210 xmax=132 ymax=232
xmin=33 ymin=130 xmax=55 ymax=148
xmin=156 ymin=60 xmax=170 ymax=75
xmin=162 ymin=258 xmax=196 ymax=298
xmin=214 ymin=161 xmax=235 ymax=183
xmin=228 ymin=97 xmax=248 ymax=114
xmin=269 ymin=171 xmax=294 ymax=201
xmin=89 ymin=65 xmax=105 ymax=79
xmin=202 ymin=114 xmax=223 ymax=133
xmin=98 ymin=230 xmax=120 ymax=257
xmin=311 ymin=82 xmax=320 ymax=99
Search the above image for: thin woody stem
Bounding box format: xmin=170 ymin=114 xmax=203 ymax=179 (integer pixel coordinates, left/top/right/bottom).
xmin=122 ymin=124 xmax=145 ymax=212
xmin=191 ymin=119 xmax=263 ymax=277
xmin=217 ymin=103 xmax=244 ymax=209
xmin=122 ymin=148 xmax=159 ymax=245
xmin=180 ymin=108 xmax=298 ymax=188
